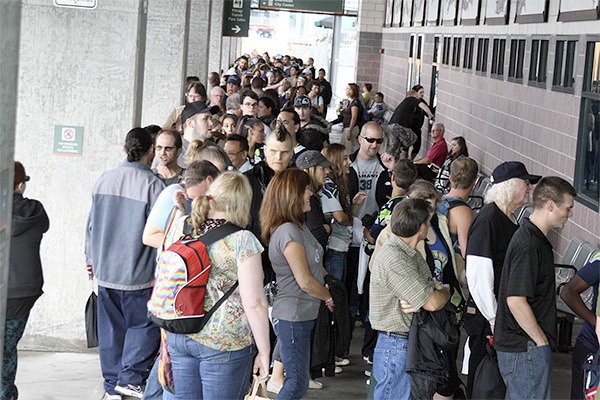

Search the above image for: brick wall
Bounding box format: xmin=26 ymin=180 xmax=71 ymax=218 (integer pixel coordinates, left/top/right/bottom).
xmin=377 ymin=29 xmax=600 ymax=258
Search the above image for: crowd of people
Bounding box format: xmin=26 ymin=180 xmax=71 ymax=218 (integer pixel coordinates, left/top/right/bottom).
xmin=82 ymin=50 xmax=599 ymax=400
xmin=4 ymin=50 xmax=593 ymax=400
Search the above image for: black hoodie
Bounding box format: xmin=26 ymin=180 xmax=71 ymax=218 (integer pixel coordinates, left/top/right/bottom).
xmin=9 ymin=194 xmax=49 ymax=301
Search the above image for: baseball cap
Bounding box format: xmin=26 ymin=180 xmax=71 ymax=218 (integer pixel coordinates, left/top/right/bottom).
xmin=490 ymin=161 xmax=541 ymax=185
xmin=302 ymin=68 xmax=313 ymax=75
xmin=14 ymin=161 xmax=29 ymax=189
xmin=295 ymin=150 xmax=331 ymax=169
xmin=181 ymin=102 xmax=220 ymax=126
xmin=293 ymin=95 xmax=311 ymax=108
xmin=227 ymin=75 xmax=241 ymax=86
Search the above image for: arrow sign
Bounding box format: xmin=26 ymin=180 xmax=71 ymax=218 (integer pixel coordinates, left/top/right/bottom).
xmin=223 ymin=0 xmax=250 ymax=37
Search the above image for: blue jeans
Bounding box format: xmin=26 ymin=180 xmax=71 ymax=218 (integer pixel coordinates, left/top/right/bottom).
xmin=97 ymin=286 xmax=160 ymax=395
xmin=325 ymin=249 xmax=347 ymax=282
xmin=164 ymin=332 xmax=254 ymax=400
xmin=141 ymin=357 xmax=162 ymax=400
xmin=497 ymin=341 xmax=552 ymax=399
xmin=274 ymin=319 xmax=315 ymax=400
xmin=373 ymin=332 xmax=410 ymax=400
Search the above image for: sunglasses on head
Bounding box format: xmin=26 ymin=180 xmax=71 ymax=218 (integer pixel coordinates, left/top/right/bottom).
xmin=361 ymin=136 xmax=384 ymax=144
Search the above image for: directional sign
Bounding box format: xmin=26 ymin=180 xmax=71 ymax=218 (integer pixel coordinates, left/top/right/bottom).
xmin=223 ymin=0 xmax=250 ymax=37
xmin=258 ymin=0 xmax=344 ymax=14
xmin=53 ymin=0 xmax=97 ymax=10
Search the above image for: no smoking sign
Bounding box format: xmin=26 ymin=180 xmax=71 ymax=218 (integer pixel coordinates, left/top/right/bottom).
xmin=54 ymin=125 xmax=84 ymax=156
xmin=62 ymin=127 xmax=76 ymax=141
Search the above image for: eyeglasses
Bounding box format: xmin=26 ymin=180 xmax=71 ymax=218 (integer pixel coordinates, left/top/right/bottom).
xmin=361 ymin=136 xmax=384 ymax=144
xmin=224 ymin=149 xmax=245 ymax=156
xmin=243 ymin=102 xmax=258 ymax=108
xmin=155 ymin=145 xmax=176 ymax=152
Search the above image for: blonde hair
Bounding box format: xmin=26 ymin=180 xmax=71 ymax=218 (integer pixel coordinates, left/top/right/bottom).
xmin=485 ymin=178 xmax=519 ymax=208
xmin=190 ymin=171 xmax=252 ymax=229
xmin=184 ymin=139 xmax=230 ymax=171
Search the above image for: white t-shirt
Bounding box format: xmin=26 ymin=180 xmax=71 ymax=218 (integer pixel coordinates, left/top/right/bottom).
xmin=352 ymin=155 xmax=384 ymax=219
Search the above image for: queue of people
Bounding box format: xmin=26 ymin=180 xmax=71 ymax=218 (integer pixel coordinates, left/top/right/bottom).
xmin=73 ymin=48 xmax=594 ymax=400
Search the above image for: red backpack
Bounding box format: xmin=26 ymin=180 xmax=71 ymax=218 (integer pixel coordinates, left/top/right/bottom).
xmin=147 ymin=222 xmax=241 ymax=334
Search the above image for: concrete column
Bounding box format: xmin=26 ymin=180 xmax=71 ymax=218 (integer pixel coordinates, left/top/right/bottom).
xmin=0 ymin=0 xmax=21 ymax=359
xmin=16 ymin=0 xmax=143 ymax=350
xmin=355 ymin=0 xmax=385 ymax=87
xmin=141 ymin=0 xmax=188 ymax=126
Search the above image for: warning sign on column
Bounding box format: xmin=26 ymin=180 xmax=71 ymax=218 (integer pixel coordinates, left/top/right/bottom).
xmin=54 ymin=125 xmax=84 ymax=156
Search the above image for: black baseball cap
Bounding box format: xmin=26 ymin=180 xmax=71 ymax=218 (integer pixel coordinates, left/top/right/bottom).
xmin=491 ymin=161 xmax=541 ymax=185
xmin=181 ymin=102 xmax=220 ymax=126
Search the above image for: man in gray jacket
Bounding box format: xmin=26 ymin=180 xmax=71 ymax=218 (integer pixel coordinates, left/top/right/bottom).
xmin=85 ymin=128 xmax=165 ymax=400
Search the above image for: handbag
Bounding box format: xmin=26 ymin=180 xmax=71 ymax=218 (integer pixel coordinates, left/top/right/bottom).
xmin=244 ymin=375 xmax=269 ymax=400
xmin=158 ymin=329 xmax=175 ymax=393
xmin=85 ymin=291 xmax=98 ymax=348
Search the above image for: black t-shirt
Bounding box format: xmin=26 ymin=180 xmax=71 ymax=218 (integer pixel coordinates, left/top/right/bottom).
xmin=494 ymin=219 xmax=557 ymax=352
xmin=389 ymin=97 xmax=422 ymax=132
xmin=465 ymin=202 xmax=518 ymax=296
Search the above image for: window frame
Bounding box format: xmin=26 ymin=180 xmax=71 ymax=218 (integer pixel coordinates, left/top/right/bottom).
xmin=529 ymin=38 xmax=549 ymax=88
xmin=552 ymin=37 xmax=578 ymax=94
xmin=508 ymin=38 xmax=526 ymax=83
xmin=574 ymin=39 xmax=600 ymax=211
xmin=491 ymin=38 xmax=506 ymax=79
xmin=476 ymin=37 xmax=490 ymax=75
xmin=463 ymin=37 xmax=475 ymax=70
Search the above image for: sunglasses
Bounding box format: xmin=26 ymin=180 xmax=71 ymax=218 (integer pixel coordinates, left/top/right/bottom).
xmin=361 ymin=136 xmax=384 ymax=144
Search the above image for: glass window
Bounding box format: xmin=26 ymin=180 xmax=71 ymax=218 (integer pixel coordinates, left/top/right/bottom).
xmin=443 ymin=37 xmax=451 ymax=65
xmin=529 ymin=39 xmax=549 ymax=84
xmin=553 ymin=41 xmax=565 ymax=86
xmin=452 ymin=37 xmax=462 ymax=67
xmin=491 ymin=38 xmax=505 ymax=77
xmin=553 ymin=40 xmax=577 ymax=92
xmin=476 ymin=38 xmax=489 ymax=72
xmin=508 ymin=39 xmax=526 ymax=80
xmin=574 ymin=41 xmax=600 ymax=209
xmin=463 ymin=37 xmax=474 ymax=69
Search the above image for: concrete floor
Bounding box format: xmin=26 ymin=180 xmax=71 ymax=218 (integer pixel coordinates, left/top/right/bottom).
xmin=15 ymin=324 xmax=574 ymax=399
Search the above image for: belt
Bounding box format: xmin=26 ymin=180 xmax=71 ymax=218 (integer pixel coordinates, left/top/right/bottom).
xmin=381 ymin=331 xmax=409 ymax=339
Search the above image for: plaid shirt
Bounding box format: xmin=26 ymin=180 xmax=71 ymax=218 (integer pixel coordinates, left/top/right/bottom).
xmin=370 ymin=234 xmax=434 ymax=333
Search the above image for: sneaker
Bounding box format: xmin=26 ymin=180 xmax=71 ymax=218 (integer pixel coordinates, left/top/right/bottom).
xmin=103 ymin=394 xmax=122 ymax=400
xmin=322 ymin=366 xmax=343 ymax=375
xmin=115 ymin=384 xmax=143 ymax=399
xmin=266 ymin=379 xmax=282 ymax=394
xmin=335 ymin=356 xmax=350 ymax=366
xmin=363 ymin=355 xmax=373 ymax=364
xmin=364 ymin=369 xmax=371 ymax=377
xmin=308 ymin=379 xmax=323 ymax=389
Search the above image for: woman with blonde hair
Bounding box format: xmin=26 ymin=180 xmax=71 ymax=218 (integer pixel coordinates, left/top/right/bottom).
xmin=260 ymin=169 xmax=334 ymax=399
xmin=163 ymin=171 xmax=270 ymax=400
xmin=184 ymin=139 xmax=231 ymax=172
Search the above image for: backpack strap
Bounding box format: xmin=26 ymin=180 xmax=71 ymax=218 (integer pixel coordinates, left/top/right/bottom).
xmin=194 ymin=223 xmax=243 ymax=331
xmin=199 ymin=281 xmax=239 ymax=331
xmin=198 ymin=223 xmax=243 ymax=246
